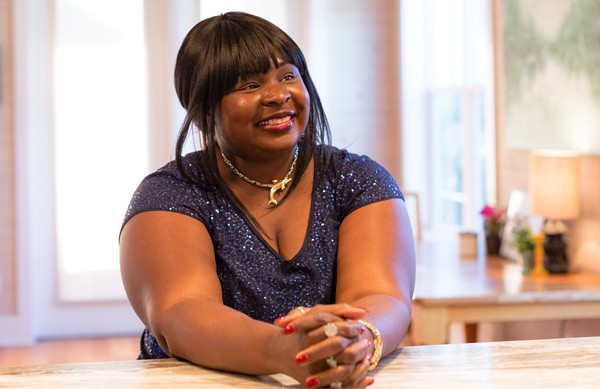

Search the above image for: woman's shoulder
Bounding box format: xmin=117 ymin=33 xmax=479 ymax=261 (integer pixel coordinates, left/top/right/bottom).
xmin=148 ymin=151 xmax=216 ymax=188
xmin=123 ymin=150 xmax=217 ymax=225
xmin=316 ymin=144 xmax=403 ymax=215
xmin=318 ymin=145 xmax=392 ymax=179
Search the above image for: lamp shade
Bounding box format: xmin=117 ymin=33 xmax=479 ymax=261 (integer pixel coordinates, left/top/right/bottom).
xmin=529 ymin=150 xmax=580 ymax=220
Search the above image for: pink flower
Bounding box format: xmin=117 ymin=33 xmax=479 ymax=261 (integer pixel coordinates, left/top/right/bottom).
xmin=480 ymin=205 xmax=505 ymax=236
xmin=480 ymin=205 xmax=505 ymax=220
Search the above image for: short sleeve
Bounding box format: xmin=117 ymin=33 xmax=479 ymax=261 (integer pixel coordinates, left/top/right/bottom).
xmin=121 ymin=159 xmax=215 ymax=231
xmin=330 ymin=149 xmax=404 ymax=218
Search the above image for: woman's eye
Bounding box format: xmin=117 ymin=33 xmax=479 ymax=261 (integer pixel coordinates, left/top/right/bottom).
xmin=239 ymin=83 xmax=259 ymax=91
xmin=282 ymin=74 xmax=296 ymax=82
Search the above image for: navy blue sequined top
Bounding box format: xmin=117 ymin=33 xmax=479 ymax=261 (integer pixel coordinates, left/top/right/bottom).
xmin=123 ymin=145 xmax=403 ymax=359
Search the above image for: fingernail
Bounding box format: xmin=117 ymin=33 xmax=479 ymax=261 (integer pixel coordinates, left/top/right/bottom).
xmin=283 ymin=324 xmax=295 ymax=334
xmin=367 ymin=341 xmax=372 ymax=349
xmin=357 ymin=306 xmax=370 ymax=313
xmin=274 ymin=316 xmax=285 ymax=324
xmin=367 ymin=377 xmax=375 ymax=386
xmin=367 ymin=353 xmax=372 ymax=364
xmin=295 ymin=353 xmax=308 ymax=364
xmin=305 ymin=377 xmax=320 ymax=388
xmin=360 ymin=326 xmax=366 ymax=334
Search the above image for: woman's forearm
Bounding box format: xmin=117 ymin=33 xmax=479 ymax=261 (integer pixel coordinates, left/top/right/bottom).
xmin=150 ymin=299 xmax=300 ymax=378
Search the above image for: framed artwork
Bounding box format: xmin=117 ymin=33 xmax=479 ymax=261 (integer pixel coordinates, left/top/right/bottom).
xmin=500 ymin=190 xmax=529 ymax=260
xmin=500 ymin=189 xmax=544 ymax=260
xmin=499 ymin=0 xmax=600 ymax=155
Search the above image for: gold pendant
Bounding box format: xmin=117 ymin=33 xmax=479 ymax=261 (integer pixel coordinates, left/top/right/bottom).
xmin=268 ymin=177 xmax=292 ymax=206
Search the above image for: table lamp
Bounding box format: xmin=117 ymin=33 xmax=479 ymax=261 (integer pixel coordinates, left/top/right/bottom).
xmin=529 ymin=150 xmax=580 ymax=274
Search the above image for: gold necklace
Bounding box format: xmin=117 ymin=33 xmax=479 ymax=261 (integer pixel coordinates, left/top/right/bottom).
xmin=220 ymin=146 xmax=299 ymax=207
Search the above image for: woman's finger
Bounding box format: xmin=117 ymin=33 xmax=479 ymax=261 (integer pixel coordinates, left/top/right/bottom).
xmin=273 ymin=306 xmax=311 ymax=328
xmin=334 ymin=338 xmax=370 ymax=365
xmin=295 ymin=325 xmax=369 ymax=369
xmin=273 ymin=304 xmax=367 ymax=328
xmin=304 ymin=357 xmax=373 ymax=389
xmin=303 ymin=319 xmax=365 ymax=345
xmin=273 ymin=306 xmax=310 ymax=327
xmin=287 ymin=312 xmax=367 ymax=337
xmin=341 ymin=350 xmax=372 ymax=388
xmin=308 ymin=354 xmax=371 ymax=388
xmin=304 ymin=363 xmax=356 ymax=389
xmin=294 ymin=332 xmax=355 ymax=366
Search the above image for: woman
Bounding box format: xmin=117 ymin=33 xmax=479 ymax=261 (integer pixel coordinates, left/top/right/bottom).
xmin=120 ymin=11 xmax=415 ymax=388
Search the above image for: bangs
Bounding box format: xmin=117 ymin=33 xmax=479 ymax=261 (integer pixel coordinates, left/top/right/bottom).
xmin=213 ymin=16 xmax=304 ymax=93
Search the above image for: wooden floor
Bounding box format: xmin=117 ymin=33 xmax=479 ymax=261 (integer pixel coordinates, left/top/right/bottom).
xmin=0 ymin=336 xmax=140 ymax=367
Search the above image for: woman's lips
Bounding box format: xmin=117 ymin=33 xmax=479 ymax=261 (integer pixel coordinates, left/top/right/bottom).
xmin=257 ymin=115 xmax=293 ymax=131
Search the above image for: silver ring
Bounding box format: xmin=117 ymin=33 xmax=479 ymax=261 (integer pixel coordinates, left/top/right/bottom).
xmin=330 ymin=382 xmax=342 ymax=389
xmin=324 ymin=322 xmax=338 ymax=338
xmin=326 ymin=356 xmax=337 ymax=368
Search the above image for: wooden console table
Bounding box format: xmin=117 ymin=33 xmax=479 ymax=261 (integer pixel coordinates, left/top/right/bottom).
xmin=411 ymin=239 xmax=600 ymax=344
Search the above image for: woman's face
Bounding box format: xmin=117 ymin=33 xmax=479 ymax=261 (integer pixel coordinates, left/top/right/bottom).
xmin=216 ymin=60 xmax=310 ymax=160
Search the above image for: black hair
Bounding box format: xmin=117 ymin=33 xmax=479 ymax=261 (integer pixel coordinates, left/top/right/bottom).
xmin=173 ymin=11 xmax=331 ymax=196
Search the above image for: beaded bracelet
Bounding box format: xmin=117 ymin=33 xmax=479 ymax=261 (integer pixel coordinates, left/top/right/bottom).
xmin=358 ymin=320 xmax=383 ymax=370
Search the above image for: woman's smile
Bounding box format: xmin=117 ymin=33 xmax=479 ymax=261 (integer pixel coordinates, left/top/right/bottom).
xmin=257 ymin=113 xmax=295 ymax=132
xmin=217 ymin=62 xmax=310 ymax=156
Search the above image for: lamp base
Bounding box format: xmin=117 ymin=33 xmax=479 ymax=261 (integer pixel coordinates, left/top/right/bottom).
xmin=543 ymin=233 xmax=569 ymax=274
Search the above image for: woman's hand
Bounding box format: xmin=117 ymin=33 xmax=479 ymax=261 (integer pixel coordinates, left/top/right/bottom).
xmin=274 ymin=305 xmax=374 ymax=388
xmin=274 ymin=304 xmax=367 ymax=330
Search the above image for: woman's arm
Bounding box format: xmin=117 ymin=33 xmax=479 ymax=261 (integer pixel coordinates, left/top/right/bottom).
xmin=120 ymin=211 xmax=301 ymax=378
xmin=273 ymin=198 xmax=415 ymax=386
xmin=336 ymin=197 xmax=416 ymax=358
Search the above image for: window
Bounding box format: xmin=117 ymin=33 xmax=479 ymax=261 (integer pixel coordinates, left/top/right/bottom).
xmin=429 ymin=88 xmax=487 ymax=230
xmin=53 ymin=0 xmax=149 ymax=301
xmin=401 ymin=0 xmax=495 ymax=235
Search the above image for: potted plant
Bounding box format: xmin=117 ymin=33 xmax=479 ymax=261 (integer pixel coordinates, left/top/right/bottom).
xmin=480 ymin=205 xmax=505 ymax=255
xmin=512 ymin=219 xmax=535 ymax=274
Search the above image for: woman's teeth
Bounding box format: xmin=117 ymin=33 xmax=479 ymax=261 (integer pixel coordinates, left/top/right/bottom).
xmin=259 ymin=116 xmax=291 ymax=126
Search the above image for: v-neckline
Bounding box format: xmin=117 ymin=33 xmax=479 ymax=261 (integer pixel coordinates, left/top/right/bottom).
xmin=224 ymin=159 xmax=318 ymax=262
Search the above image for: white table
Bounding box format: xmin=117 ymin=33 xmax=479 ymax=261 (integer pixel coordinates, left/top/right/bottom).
xmin=1 ymin=337 xmax=599 ymax=388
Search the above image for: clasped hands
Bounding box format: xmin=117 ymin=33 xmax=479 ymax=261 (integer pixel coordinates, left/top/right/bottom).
xmin=274 ymin=304 xmax=375 ymax=388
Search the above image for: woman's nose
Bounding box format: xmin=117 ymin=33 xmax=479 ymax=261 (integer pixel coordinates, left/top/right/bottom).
xmin=261 ymin=83 xmax=291 ymax=105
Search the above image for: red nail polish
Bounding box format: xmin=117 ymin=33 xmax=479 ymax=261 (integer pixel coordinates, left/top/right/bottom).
xmin=367 ymin=377 xmax=375 ymax=386
xmin=357 ymin=306 xmax=370 ymax=313
xmin=367 ymin=353 xmax=372 ymax=363
xmin=305 ymin=377 xmax=320 ymax=388
xmin=283 ymin=324 xmax=295 ymax=334
xmin=367 ymin=341 xmax=372 ymax=349
xmin=360 ymin=326 xmax=366 ymax=334
xmin=274 ymin=316 xmax=285 ymax=324
xmin=295 ymin=353 xmax=308 ymax=364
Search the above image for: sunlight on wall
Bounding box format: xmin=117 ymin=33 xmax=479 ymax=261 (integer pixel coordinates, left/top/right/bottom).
xmin=199 ymin=0 xmax=287 ymax=28
xmin=54 ymin=0 xmax=148 ymax=298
